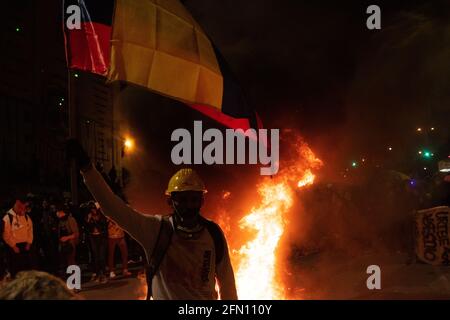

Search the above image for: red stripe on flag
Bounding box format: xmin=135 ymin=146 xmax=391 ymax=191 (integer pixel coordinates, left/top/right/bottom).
xmin=189 ymin=104 xmax=265 ymax=144
xmin=66 ymin=22 xmax=111 ymax=75
xmin=255 ymin=112 xmax=264 ymax=130
xmin=189 ymin=104 xmax=251 ymax=131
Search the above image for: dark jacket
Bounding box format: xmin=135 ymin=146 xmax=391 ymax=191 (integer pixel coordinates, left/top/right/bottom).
xmin=85 ymin=213 xmax=108 ymax=236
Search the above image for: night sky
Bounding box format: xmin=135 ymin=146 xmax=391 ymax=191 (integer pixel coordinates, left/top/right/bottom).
xmin=183 ymin=0 xmax=450 ymax=160
xmin=107 ymin=0 xmax=450 ymax=212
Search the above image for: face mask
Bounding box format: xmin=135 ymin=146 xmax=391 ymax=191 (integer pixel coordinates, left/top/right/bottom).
xmin=172 ymin=202 xmax=204 ymax=237
xmin=172 ymin=201 xmax=200 ymax=219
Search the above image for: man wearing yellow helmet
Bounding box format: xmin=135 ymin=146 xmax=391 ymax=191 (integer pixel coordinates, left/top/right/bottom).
xmin=166 ymin=168 xmax=208 ymax=234
xmin=66 ymin=139 xmax=237 ymax=300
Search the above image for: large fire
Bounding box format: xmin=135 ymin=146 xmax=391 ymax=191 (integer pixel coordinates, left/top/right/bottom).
xmin=220 ymin=133 xmax=322 ymax=299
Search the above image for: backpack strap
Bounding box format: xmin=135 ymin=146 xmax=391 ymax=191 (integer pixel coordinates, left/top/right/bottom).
xmin=201 ymin=217 xmax=225 ymax=265
xmin=146 ymin=215 xmax=173 ymax=300
xmin=7 ymin=213 xmax=14 ymax=226
xmin=7 ymin=213 xmax=30 ymax=226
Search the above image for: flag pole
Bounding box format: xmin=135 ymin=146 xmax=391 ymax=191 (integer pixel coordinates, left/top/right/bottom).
xmin=68 ymin=70 xmax=79 ymax=205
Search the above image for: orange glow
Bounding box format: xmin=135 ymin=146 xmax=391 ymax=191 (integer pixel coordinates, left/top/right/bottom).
xmin=136 ymin=271 xmax=148 ymax=300
xmin=234 ymin=180 xmax=292 ymax=299
xmin=222 ymin=191 xmax=231 ymax=200
xmin=297 ymin=169 xmax=315 ymax=188
xmin=220 ymin=133 xmax=322 ymax=299
xmin=124 ymin=138 xmax=134 ymax=151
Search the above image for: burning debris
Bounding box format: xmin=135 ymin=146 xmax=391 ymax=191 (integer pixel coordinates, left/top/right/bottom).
xmin=222 ymin=191 xmax=231 ymax=200
xmin=217 ymin=132 xmax=323 ymax=299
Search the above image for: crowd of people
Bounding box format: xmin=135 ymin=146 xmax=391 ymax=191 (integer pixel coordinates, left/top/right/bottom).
xmin=0 ymin=193 xmax=141 ymax=286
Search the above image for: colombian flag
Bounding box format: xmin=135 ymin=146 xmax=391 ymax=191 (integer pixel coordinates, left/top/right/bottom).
xmin=63 ymin=0 xmax=261 ymax=131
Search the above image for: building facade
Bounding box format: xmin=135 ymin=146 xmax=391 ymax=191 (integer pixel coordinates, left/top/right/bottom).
xmin=0 ymin=0 xmax=123 ymax=200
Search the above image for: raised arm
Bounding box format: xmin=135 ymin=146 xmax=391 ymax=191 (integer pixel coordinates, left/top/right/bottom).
xmin=81 ymin=164 xmax=160 ymax=258
xmin=67 ymin=139 xmax=160 ymax=259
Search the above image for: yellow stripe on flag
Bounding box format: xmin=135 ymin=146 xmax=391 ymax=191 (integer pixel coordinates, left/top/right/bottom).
xmin=107 ymin=0 xmax=223 ymax=109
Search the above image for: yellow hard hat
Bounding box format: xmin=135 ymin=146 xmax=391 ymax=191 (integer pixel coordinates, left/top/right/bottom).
xmin=166 ymin=168 xmax=207 ymax=195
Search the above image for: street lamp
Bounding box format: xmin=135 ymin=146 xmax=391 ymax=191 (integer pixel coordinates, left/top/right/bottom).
xmin=124 ymin=137 xmax=134 ymax=152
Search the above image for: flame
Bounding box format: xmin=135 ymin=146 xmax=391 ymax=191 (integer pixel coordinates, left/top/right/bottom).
xmin=234 ymin=179 xmax=293 ymax=299
xmin=297 ymin=169 xmax=315 ymax=187
xmin=222 ymin=133 xmax=322 ymax=299
xmin=222 ymin=191 xmax=231 ymax=200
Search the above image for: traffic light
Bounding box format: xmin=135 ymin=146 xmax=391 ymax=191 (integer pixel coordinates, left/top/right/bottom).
xmin=419 ymin=150 xmax=434 ymax=159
